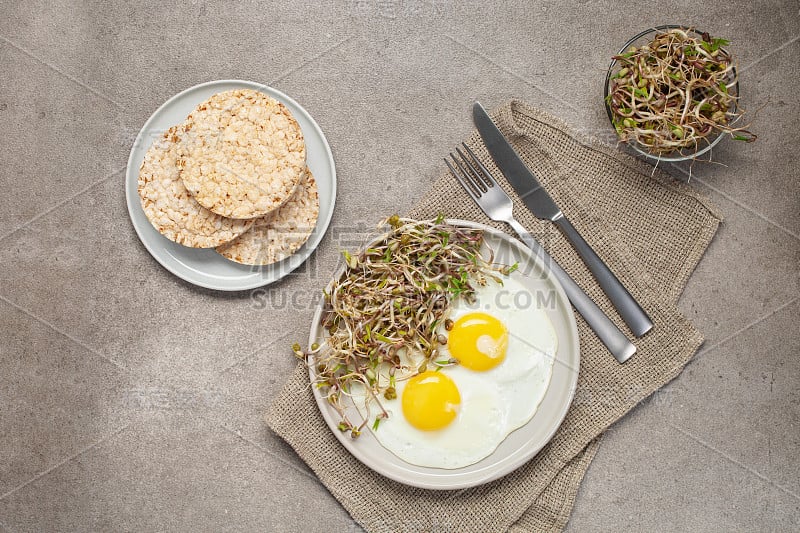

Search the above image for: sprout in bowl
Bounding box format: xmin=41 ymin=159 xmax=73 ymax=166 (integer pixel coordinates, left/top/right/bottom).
xmin=604 ymin=25 xmax=756 ymax=162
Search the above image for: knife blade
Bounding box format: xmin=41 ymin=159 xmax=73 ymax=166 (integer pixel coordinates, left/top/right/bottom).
xmin=473 ymin=101 xmax=654 ymax=337
xmin=472 ymin=103 xmax=562 ymax=221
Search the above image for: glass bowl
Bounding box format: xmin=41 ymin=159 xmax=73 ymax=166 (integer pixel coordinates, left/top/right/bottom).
xmin=603 ymin=25 xmax=739 ymax=163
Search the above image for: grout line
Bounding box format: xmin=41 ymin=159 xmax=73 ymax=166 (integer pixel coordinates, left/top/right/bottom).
xmin=445 ymin=34 xmax=580 ymax=114
xmin=669 ymin=423 xmax=800 ymax=502
xmin=0 ymin=166 xmax=126 ymax=244
xmin=216 ymin=331 xmax=295 ymax=376
xmin=215 ymin=419 xmax=365 ymax=515
xmin=691 ymin=176 xmax=800 ymax=242
xmin=0 ymin=294 xmax=130 ymax=373
xmin=0 ymin=423 xmax=131 ymax=502
xmin=665 ymin=163 xmax=800 ymax=242
xmin=0 ymin=34 xmax=125 ymax=110
xmin=218 ymin=424 xmax=317 ymax=482
xmin=739 ymin=34 xmax=800 ymax=73
xmin=270 ymin=35 xmax=355 ymax=85
xmin=696 ymin=296 xmax=799 ymax=358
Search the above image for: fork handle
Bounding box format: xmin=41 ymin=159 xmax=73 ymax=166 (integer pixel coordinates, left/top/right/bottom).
xmin=554 ymin=216 xmax=653 ymax=337
xmin=507 ymin=218 xmax=636 ymax=363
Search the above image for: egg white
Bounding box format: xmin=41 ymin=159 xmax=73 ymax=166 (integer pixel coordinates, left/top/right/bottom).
xmin=351 ymin=370 xmax=508 ymax=469
xmin=351 ymin=274 xmax=558 ymax=469
xmin=439 ymin=275 xmax=558 ymax=430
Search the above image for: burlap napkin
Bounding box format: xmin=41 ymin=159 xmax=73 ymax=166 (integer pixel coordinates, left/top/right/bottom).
xmin=267 ymin=100 xmax=722 ymax=532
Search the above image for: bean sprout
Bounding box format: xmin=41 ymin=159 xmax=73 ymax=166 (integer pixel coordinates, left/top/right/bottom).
xmin=607 ymin=28 xmax=756 ymax=156
xmin=292 ymin=215 xmax=517 ymax=436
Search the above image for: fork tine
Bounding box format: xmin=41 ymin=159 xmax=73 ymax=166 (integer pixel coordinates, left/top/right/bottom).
xmin=455 ymin=146 xmax=491 ymax=192
xmin=453 ymin=147 xmax=488 ymax=193
xmin=449 ymin=152 xmax=486 ymax=195
xmin=460 ymin=143 xmax=496 ymax=189
xmin=444 ymin=156 xmax=480 ymax=202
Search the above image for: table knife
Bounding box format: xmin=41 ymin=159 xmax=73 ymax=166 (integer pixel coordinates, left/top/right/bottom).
xmin=473 ymin=102 xmax=654 ymax=337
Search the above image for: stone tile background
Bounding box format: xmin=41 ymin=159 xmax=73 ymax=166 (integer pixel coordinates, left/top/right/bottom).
xmin=0 ymin=1 xmax=798 ymax=531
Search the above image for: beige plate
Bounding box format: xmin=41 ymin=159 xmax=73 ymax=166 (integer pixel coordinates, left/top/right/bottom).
xmin=125 ymin=79 xmax=335 ymax=291
xmin=308 ymin=220 xmax=580 ymax=490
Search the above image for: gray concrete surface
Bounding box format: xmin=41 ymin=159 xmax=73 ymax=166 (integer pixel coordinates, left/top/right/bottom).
xmin=1 ymin=1 xmax=798 ymax=531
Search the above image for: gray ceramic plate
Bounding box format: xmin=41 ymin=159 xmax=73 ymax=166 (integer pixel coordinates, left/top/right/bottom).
xmin=125 ymin=79 xmax=336 ymax=291
xmin=308 ymin=220 xmax=580 ymax=490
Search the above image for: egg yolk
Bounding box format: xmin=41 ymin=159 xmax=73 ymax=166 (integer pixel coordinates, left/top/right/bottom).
xmin=448 ymin=312 xmax=508 ymax=371
xmin=401 ymin=371 xmax=461 ymax=431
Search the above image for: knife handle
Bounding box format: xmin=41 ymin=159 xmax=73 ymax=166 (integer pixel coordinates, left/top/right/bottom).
xmin=553 ymin=216 xmax=653 ymax=337
xmin=507 ymin=219 xmax=636 ymax=363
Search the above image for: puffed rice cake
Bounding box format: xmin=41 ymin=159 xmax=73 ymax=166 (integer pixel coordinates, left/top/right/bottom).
xmin=216 ymin=168 xmax=320 ymax=265
xmin=178 ymin=89 xmax=306 ymax=220
xmin=137 ymin=125 xmax=253 ymax=248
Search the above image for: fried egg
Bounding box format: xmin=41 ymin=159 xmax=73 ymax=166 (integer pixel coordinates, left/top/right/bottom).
xmin=351 ymin=274 xmax=558 ymax=469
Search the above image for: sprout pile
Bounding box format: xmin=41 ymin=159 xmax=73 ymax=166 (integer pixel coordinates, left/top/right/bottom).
xmin=607 ymin=27 xmax=756 ymax=156
xmin=293 ymin=215 xmax=516 ymax=437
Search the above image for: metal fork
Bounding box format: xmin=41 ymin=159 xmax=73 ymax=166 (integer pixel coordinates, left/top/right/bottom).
xmin=446 ymin=143 xmax=636 ymax=363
